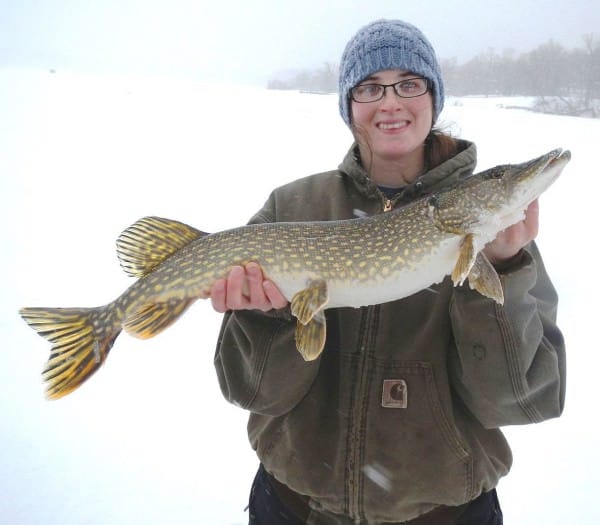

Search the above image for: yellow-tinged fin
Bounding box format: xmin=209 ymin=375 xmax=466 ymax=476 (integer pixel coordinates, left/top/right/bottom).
xmin=123 ymin=299 xmax=195 ymax=339
xmin=295 ymin=312 xmax=327 ymax=361
xmin=117 ymin=216 xmax=208 ymax=278
xmin=290 ymin=279 xmax=329 ymax=325
xmin=467 ymin=253 xmax=504 ymax=304
xmin=19 ymin=306 xmax=120 ymax=400
xmin=451 ymin=233 xmax=477 ymax=286
xmin=291 ymin=280 xmax=328 ymax=361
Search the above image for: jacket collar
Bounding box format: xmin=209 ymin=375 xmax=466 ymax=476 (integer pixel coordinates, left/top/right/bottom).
xmin=338 ymin=139 xmax=478 ymax=204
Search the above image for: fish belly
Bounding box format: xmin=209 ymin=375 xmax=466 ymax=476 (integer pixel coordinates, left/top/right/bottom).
xmin=271 ymin=236 xmax=462 ymax=309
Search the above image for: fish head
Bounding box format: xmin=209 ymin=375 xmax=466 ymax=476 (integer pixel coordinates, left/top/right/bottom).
xmin=429 ymin=148 xmax=570 ymax=235
xmin=483 ymin=148 xmax=570 ymax=211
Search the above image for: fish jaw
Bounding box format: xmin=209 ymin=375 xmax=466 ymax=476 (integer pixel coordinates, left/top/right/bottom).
xmin=430 ymin=149 xmax=570 ymax=240
xmin=497 ymin=148 xmax=570 ymax=219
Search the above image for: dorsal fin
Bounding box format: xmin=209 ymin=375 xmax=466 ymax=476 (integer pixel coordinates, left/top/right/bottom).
xmin=116 ymin=216 xmax=208 ymax=277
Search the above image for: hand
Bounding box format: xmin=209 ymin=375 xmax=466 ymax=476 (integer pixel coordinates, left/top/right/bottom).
xmin=484 ymin=199 xmax=539 ymax=265
xmin=210 ymin=262 xmax=289 ymax=313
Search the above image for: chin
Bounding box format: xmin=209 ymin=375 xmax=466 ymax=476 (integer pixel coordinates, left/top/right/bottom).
xmin=375 ymin=143 xmax=421 ymax=160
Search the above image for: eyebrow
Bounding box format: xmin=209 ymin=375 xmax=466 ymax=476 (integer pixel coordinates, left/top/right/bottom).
xmin=363 ymin=71 xmax=415 ymax=82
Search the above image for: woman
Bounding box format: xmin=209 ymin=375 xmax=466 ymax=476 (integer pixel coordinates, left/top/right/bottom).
xmin=211 ymin=19 xmax=565 ymax=525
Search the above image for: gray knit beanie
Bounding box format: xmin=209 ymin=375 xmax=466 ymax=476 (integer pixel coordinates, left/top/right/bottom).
xmin=338 ymin=19 xmax=445 ymax=127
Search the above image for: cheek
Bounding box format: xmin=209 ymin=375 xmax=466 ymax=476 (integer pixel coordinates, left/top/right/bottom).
xmin=350 ymin=101 xmax=373 ymax=128
xmin=416 ymin=95 xmax=434 ymax=125
xmin=411 ymin=95 xmax=433 ymax=119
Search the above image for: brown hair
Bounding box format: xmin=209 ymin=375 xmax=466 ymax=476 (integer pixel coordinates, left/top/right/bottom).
xmin=351 ymin=124 xmax=460 ymax=175
xmin=425 ymin=128 xmax=461 ymax=170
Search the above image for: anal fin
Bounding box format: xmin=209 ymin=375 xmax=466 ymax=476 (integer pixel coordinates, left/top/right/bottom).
xmin=123 ymin=299 xmax=195 ymax=339
xmin=467 ymin=253 xmax=504 ymax=304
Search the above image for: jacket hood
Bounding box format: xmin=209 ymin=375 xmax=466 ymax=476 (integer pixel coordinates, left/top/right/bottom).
xmin=338 ymin=139 xmax=477 ymax=204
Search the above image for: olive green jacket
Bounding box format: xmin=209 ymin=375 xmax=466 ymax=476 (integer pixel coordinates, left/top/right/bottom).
xmin=214 ymin=141 xmax=566 ymax=524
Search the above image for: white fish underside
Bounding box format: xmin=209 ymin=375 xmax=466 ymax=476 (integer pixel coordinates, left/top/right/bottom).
xmin=271 ymin=235 xmax=464 ymax=309
xmin=265 ymin=203 xmax=529 ymax=309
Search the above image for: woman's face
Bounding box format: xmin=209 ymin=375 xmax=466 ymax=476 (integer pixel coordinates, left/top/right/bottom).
xmin=350 ymin=69 xmax=433 ymax=166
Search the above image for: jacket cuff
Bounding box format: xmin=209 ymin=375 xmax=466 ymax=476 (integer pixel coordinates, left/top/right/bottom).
xmin=492 ymin=248 xmax=530 ymax=275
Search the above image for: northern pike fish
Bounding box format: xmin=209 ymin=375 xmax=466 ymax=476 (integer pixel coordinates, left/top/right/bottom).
xmin=20 ymin=149 xmax=570 ymax=399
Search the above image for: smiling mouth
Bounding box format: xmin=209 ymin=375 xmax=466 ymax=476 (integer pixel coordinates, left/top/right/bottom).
xmin=377 ymin=121 xmax=409 ymax=131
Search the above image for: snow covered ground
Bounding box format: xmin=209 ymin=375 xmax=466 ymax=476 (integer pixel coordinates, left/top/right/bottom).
xmin=1 ymin=69 xmax=598 ymax=524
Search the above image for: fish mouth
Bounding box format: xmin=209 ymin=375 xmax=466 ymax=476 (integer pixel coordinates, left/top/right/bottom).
xmin=539 ymin=148 xmax=571 ymax=180
xmin=548 ymin=148 xmax=571 ymax=167
xmin=531 ymin=148 xmax=570 ymax=170
xmin=508 ymin=148 xmax=571 ymax=207
xmin=518 ymin=148 xmax=570 ymax=181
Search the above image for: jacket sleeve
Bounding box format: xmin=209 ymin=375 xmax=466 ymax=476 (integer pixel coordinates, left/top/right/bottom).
xmin=213 ymin=194 xmax=321 ymax=416
xmin=448 ymin=242 xmax=566 ymax=428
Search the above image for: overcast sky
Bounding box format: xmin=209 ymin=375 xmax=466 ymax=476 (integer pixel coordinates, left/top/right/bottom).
xmin=1 ymin=0 xmax=599 ymax=85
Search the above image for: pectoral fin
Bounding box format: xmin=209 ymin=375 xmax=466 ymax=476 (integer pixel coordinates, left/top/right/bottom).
xmin=451 ymin=233 xmax=477 ymax=286
xmin=290 ymin=279 xmax=328 ymax=324
xmin=467 ymin=253 xmax=504 ymax=304
xmin=291 ymin=279 xmax=329 ymax=360
xmin=295 ymin=311 xmax=327 ymax=361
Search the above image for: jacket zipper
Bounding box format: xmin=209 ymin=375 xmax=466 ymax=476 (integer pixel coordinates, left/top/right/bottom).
xmin=347 ymin=195 xmax=392 ymax=520
xmin=347 ymin=305 xmax=379 ymax=522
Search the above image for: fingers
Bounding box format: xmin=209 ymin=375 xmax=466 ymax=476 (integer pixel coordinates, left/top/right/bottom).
xmin=245 ymin=262 xmax=269 ymax=308
xmin=483 ymin=200 xmax=541 ymax=264
xmin=210 ymin=278 xmax=228 ymax=313
xmin=210 ymin=263 xmax=288 ymax=313
xmin=263 ymin=279 xmax=289 ymax=310
xmin=225 ymin=265 xmax=252 ymax=310
xmin=501 ymin=200 xmax=539 ymax=247
xmin=524 ymin=199 xmax=539 ymax=239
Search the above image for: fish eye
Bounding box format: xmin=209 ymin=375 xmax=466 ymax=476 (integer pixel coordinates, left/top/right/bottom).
xmin=484 ymin=167 xmax=505 ymax=179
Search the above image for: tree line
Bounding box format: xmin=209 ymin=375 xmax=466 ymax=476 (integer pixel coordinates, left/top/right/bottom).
xmin=441 ymin=35 xmax=599 ymax=116
xmin=267 ymin=35 xmax=599 ymax=118
xmin=267 ymin=62 xmax=339 ymax=94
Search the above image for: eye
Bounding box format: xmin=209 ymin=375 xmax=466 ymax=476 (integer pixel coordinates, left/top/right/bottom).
xmin=400 ymin=80 xmax=419 ymax=90
xmin=396 ymin=78 xmax=428 ymax=95
xmin=427 ymin=195 xmax=439 ymax=219
xmin=483 ymin=166 xmax=505 ymax=179
xmin=355 ymin=84 xmax=381 ymax=97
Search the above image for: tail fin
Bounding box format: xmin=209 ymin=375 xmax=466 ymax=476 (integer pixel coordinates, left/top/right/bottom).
xmin=19 ymin=306 xmax=121 ymax=399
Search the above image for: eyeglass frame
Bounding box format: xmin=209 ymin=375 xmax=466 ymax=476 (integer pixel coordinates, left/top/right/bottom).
xmin=349 ymin=77 xmax=431 ymax=104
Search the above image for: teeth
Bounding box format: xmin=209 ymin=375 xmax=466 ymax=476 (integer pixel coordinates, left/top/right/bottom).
xmin=378 ymin=122 xmax=407 ymax=130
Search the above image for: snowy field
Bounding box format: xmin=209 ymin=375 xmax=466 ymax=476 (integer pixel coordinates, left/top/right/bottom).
xmin=1 ymin=69 xmax=598 ymax=524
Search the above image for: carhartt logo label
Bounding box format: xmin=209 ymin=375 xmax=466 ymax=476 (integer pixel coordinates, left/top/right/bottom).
xmin=381 ymin=379 xmax=407 ymax=408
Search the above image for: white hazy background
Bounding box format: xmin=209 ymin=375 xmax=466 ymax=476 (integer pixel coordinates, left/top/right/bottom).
xmin=2 ymin=2 xmax=600 ymax=524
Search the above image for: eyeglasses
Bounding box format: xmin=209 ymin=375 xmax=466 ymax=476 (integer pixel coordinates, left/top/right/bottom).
xmin=350 ymin=77 xmax=430 ymax=103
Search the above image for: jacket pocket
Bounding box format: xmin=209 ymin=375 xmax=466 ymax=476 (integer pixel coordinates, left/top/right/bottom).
xmin=360 ymin=360 xmax=474 ymax=521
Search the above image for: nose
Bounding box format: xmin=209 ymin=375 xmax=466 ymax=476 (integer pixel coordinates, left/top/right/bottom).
xmin=379 ymin=86 xmax=404 ymax=109
xmin=381 ymin=85 xmax=396 ymax=98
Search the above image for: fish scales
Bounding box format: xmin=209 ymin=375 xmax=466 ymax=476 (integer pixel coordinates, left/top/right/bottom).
xmin=123 ymin=202 xmax=451 ymax=312
xmin=19 ymin=149 xmax=570 ymax=399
